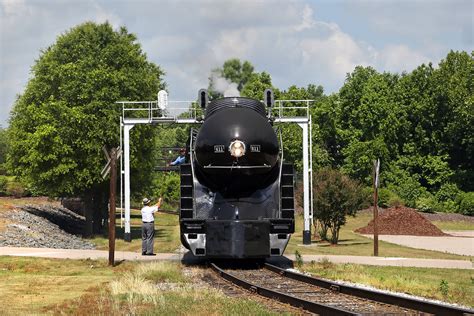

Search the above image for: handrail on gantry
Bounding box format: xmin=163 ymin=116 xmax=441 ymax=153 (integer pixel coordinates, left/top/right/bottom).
xmin=118 ymin=93 xmax=314 ymax=244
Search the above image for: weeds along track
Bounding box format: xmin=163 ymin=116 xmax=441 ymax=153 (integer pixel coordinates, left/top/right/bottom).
xmin=210 ymin=262 xmax=474 ymax=315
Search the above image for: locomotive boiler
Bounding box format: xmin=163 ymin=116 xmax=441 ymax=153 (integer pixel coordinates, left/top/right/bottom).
xmin=179 ymin=91 xmax=295 ymax=258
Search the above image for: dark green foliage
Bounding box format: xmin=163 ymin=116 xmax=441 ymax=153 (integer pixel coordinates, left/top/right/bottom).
xmin=7 ymin=22 xmax=165 ymax=232
xmin=313 ymin=169 xmax=366 ymax=244
xmin=456 ymin=192 xmax=474 ymax=216
xmin=5 ymin=180 xmax=27 ymax=198
xmin=241 ymin=72 xmax=275 ymax=99
xmin=8 ymin=22 xmax=164 ymax=199
xmin=152 ymin=172 xmax=180 ymax=207
xmin=415 ymin=195 xmax=440 ymax=213
xmin=0 ymin=128 xmax=9 ymax=175
xmin=0 ymin=175 xmax=7 ymax=195
xmin=377 ymin=188 xmax=403 ymax=208
xmin=436 ymin=183 xmax=461 ymax=203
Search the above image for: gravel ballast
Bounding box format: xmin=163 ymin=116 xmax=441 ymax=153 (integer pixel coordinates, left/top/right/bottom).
xmin=0 ymin=204 xmax=95 ymax=249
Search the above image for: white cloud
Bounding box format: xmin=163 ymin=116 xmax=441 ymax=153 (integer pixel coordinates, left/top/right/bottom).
xmin=299 ymin=25 xmax=370 ymax=80
xmin=294 ymin=4 xmax=316 ymax=31
xmin=376 ymin=45 xmax=431 ymax=73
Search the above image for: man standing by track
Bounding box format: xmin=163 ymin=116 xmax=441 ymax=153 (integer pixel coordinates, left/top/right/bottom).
xmin=141 ymin=197 xmax=162 ymax=256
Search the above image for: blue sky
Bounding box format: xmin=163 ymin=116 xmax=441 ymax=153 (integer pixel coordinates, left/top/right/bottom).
xmin=1 ymin=0 xmax=472 ymax=126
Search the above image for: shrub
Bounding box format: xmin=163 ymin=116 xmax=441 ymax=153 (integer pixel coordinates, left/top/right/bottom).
xmin=6 ymin=181 xmax=26 ymax=198
xmin=152 ymin=172 xmax=180 ymax=207
xmin=378 ymin=188 xmax=403 ymax=208
xmin=313 ymin=168 xmax=365 ymax=244
xmin=385 ymin=166 xmax=427 ymax=207
xmin=387 ymin=195 xmax=405 ymax=207
xmin=416 ymin=195 xmax=440 ymax=213
xmin=0 ymin=175 xmax=7 ymax=195
xmin=387 ymin=176 xmax=427 ymax=208
xmin=436 ymin=183 xmax=461 ymax=202
xmin=0 ymin=163 xmax=8 ymax=176
xmin=456 ymin=192 xmax=474 ymax=216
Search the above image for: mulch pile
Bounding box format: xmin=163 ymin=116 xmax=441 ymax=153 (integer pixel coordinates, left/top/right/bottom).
xmin=355 ymin=206 xmax=447 ymax=236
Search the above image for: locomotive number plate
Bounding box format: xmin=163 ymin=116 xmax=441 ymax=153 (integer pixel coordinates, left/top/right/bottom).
xmin=214 ymin=145 xmax=225 ymax=153
xmin=250 ymin=145 xmax=261 ymax=152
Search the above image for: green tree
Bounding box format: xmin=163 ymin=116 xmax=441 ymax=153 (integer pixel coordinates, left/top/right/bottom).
xmin=208 ymin=58 xmax=255 ymax=99
xmin=8 ymin=22 xmax=165 ymax=233
xmin=241 ymin=71 xmax=275 ymax=99
xmin=0 ymin=127 xmax=9 ymax=174
xmin=337 ymin=67 xmax=400 ymax=183
xmin=433 ymin=51 xmax=474 ymax=190
xmin=313 ymin=168 xmax=365 ymax=244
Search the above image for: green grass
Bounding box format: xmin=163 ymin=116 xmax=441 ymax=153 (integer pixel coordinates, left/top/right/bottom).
xmin=286 ymin=212 xmax=472 ymax=260
xmin=431 ymin=220 xmax=474 ymax=231
xmin=302 ymin=260 xmax=474 ymax=307
xmin=0 ymin=256 xmax=136 ymax=315
xmin=90 ymin=209 xmax=181 ymax=253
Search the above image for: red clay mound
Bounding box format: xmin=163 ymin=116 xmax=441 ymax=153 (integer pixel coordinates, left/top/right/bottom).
xmin=355 ymin=206 xmax=447 ymax=236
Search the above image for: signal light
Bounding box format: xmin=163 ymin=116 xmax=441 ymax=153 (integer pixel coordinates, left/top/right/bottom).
xmin=264 ymin=88 xmax=274 ymax=108
xmin=198 ymin=89 xmax=208 ymax=109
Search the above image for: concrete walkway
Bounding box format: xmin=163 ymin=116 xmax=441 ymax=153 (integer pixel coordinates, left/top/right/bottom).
xmin=361 ymin=233 xmax=474 ymax=256
xmin=1 ymin=247 xmax=472 ymax=269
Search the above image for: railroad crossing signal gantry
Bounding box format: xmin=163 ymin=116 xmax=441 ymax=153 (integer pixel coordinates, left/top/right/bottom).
xmin=118 ymin=91 xmax=314 ymax=244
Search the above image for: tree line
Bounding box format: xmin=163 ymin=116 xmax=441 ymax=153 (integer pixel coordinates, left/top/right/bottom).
xmin=1 ymin=22 xmax=472 ymax=237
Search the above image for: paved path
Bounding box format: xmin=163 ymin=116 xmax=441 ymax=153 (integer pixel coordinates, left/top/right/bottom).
xmin=361 ymin=233 xmax=474 ymax=256
xmin=1 ymin=247 xmax=472 ymax=269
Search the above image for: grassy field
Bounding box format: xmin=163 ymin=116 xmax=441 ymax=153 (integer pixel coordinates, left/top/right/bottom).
xmin=0 ymin=256 xmax=284 ymax=316
xmin=286 ymin=212 xmax=473 ymax=260
xmin=302 ymin=260 xmax=474 ymax=307
xmin=0 ymin=256 xmax=136 ymax=315
xmin=431 ymin=220 xmax=474 ymax=231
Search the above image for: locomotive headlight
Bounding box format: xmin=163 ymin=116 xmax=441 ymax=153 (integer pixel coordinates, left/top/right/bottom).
xmin=229 ymin=140 xmax=246 ymax=158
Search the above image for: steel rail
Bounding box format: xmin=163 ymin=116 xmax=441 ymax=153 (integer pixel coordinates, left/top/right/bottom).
xmin=210 ymin=263 xmax=357 ymax=316
xmin=264 ymin=263 xmax=474 ymax=316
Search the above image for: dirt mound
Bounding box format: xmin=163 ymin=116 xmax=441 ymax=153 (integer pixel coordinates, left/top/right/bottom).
xmin=355 ymin=206 xmax=447 ymax=236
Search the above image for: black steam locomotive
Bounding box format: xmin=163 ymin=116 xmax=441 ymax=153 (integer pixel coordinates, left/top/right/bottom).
xmin=179 ymin=91 xmax=295 ymax=258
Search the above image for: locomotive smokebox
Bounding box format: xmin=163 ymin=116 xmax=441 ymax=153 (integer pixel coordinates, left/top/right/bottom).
xmin=194 ymin=97 xmax=279 ymax=191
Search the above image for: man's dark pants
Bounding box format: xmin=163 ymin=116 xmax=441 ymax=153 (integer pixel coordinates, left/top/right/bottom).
xmin=142 ymin=222 xmax=155 ymax=254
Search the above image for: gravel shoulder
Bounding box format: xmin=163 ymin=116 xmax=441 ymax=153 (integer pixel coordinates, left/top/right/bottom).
xmin=0 ymin=203 xmax=95 ymax=250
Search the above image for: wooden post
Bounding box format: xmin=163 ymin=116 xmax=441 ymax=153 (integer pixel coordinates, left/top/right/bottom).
xmin=108 ymin=148 xmax=117 ymax=266
xmin=373 ymin=159 xmax=380 ymax=257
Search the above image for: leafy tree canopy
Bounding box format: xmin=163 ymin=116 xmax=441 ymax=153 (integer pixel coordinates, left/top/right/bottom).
xmin=8 ymin=22 xmax=165 ymax=198
xmin=208 ymin=58 xmax=255 ymax=99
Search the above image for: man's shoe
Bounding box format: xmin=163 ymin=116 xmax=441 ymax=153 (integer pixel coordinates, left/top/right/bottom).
xmin=145 ymin=253 xmax=156 ymax=256
xmin=142 ymin=252 xmax=146 ymax=255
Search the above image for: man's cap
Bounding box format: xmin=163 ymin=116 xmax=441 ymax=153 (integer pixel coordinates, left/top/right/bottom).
xmin=142 ymin=198 xmax=151 ymax=205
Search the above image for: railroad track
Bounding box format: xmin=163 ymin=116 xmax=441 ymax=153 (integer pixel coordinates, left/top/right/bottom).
xmin=210 ymin=262 xmax=474 ymax=315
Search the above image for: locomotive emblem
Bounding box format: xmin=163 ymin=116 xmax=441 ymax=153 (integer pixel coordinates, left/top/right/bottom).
xmin=250 ymin=145 xmax=261 ymax=152
xmin=214 ymin=145 xmax=225 ymax=153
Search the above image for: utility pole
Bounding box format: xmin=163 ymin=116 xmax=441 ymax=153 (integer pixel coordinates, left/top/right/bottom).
xmin=102 ymin=146 xmax=121 ymax=266
xmin=108 ymin=148 xmax=117 ymax=266
xmin=373 ymin=159 xmax=380 ymax=257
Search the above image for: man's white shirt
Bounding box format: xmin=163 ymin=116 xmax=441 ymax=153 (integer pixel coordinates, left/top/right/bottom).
xmin=141 ymin=205 xmax=158 ymax=222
